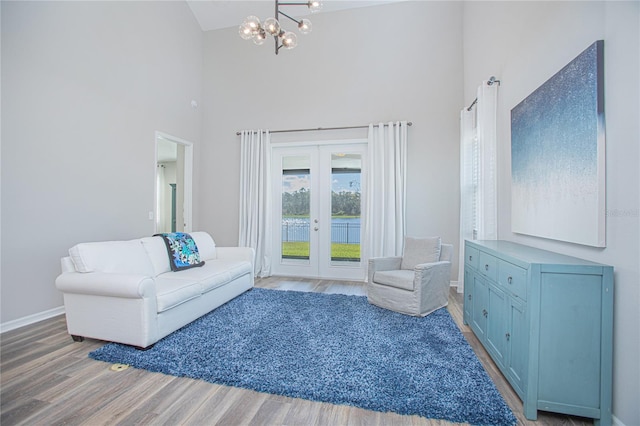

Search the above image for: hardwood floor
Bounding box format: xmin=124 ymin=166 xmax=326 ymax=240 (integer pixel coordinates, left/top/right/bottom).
xmin=1 ymin=277 xmax=593 ymax=425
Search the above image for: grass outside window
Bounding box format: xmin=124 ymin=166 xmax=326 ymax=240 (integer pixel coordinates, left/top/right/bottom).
xmin=282 ymin=242 xmax=360 ymax=261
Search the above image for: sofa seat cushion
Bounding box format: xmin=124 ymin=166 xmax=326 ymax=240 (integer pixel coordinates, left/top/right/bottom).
xmin=154 ymin=276 xmax=202 ymax=313
xmin=373 ymin=270 xmax=415 ymax=291
xmin=162 ymin=259 xmax=252 ymax=294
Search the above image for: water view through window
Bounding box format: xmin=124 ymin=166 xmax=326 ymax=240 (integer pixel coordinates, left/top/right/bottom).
xmin=281 ymin=153 xmax=361 ymax=262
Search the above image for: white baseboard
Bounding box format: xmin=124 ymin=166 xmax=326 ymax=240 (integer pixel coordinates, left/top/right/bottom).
xmin=613 ymin=415 xmax=627 ymax=426
xmin=0 ymin=306 xmax=65 ymax=334
xmin=450 ymin=280 xmax=463 ymax=293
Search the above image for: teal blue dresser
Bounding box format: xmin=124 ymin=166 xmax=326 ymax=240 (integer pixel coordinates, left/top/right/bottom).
xmin=463 ymin=240 xmax=613 ymax=426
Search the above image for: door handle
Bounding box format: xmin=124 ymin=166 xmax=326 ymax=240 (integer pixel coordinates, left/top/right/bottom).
xmin=314 ymin=227 xmax=319 ymax=231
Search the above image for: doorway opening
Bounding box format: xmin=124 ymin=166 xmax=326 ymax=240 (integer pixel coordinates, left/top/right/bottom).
xmin=155 ymin=132 xmax=193 ymax=234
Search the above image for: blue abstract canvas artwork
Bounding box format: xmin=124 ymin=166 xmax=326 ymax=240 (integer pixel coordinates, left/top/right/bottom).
xmin=511 ymin=41 xmax=605 ymax=247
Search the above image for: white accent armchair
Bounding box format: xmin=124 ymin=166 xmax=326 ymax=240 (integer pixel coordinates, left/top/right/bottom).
xmin=367 ymin=237 xmax=453 ymax=317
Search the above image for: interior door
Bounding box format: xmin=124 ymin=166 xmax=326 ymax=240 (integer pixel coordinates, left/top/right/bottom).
xmin=271 ymin=143 xmax=365 ymax=280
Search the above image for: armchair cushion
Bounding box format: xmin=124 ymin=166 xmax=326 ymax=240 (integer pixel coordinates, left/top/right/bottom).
xmin=400 ymin=236 xmax=441 ymax=270
xmin=373 ymin=270 xmax=415 ymax=291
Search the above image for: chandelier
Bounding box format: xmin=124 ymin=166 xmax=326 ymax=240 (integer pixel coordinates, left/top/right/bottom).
xmin=239 ymin=0 xmax=322 ymax=54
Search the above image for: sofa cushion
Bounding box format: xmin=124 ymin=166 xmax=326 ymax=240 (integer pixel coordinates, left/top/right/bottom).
xmin=154 ymin=276 xmax=202 ymax=313
xmin=190 ymin=232 xmax=216 ymax=261
xmin=165 ymin=259 xmax=252 ymax=293
xmin=400 ymin=236 xmax=441 ymax=270
xmin=69 ymin=240 xmax=154 ymax=276
xmin=141 ymin=236 xmax=172 ymax=276
xmin=373 ymin=270 xmax=416 ymax=291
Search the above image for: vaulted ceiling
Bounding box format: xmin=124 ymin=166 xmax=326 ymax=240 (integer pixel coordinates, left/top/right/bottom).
xmin=186 ymin=0 xmax=404 ymax=32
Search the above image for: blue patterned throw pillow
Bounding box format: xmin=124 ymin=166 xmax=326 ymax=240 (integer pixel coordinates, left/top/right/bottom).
xmin=154 ymin=232 xmax=205 ymax=272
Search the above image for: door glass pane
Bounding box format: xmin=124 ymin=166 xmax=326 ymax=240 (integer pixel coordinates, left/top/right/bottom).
xmin=281 ymin=156 xmax=310 ymax=261
xmin=330 ymin=153 xmax=361 ymax=263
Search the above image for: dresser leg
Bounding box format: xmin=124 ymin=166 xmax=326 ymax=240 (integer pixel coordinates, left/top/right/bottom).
xmin=523 ymin=402 xmax=537 ymax=420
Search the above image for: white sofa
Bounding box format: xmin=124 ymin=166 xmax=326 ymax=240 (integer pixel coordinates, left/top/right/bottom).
xmin=55 ymin=232 xmax=254 ymax=349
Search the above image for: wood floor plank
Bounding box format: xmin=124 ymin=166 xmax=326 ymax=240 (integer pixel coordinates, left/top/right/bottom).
xmin=0 ymin=397 xmax=50 ymax=426
xmin=79 ymin=370 xmax=175 ymax=425
xmin=249 ymin=398 xmax=292 ymax=426
xmin=180 ymin=384 xmax=239 ymax=425
xmin=198 ymin=387 xmax=269 ymax=426
xmin=281 ymin=397 xmax=323 ymax=425
xmin=0 ymin=276 xmax=594 ymax=426
xmin=155 ymin=380 xmax=225 ymax=425
xmin=19 ymin=367 xmax=151 ymax=425
xmin=313 ymin=402 xmax=351 ymax=425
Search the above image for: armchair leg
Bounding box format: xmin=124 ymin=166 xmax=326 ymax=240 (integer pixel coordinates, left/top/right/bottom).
xmin=134 ymin=344 xmax=154 ymax=351
xmin=71 ymin=335 xmax=84 ymax=342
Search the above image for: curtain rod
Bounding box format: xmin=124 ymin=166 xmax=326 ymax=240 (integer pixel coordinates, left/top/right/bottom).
xmin=466 ymin=76 xmax=501 ymax=111
xmin=235 ymin=122 xmax=412 ymax=136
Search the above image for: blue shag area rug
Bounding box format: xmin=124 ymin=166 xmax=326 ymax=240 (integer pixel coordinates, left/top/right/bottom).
xmin=89 ymin=288 xmax=516 ymax=425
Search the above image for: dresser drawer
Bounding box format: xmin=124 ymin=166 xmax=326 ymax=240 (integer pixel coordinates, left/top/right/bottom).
xmin=465 ymin=246 xmax=479 ymax=269
xmin=499 ymin=260 xmax=527 ymax=300
xmin=478 ymin=251 xmax=498 ymax=281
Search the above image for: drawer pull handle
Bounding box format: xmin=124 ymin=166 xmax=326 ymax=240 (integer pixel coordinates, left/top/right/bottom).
xmin=505 ymin=332 xmax=510 ymax=341
xmin=469 ymin=255 xmax=473 ymax=261
xmin=507 ymin=276 xmax=513 ymax=284
xmin=485 ymin=264 xmax=489 ymax=271
xmin=468 ymin=294 xmax=472 ymax=300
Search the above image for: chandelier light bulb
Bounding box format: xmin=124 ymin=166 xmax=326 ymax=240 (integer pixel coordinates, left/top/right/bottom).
xmin=243 ymin=15 xmax=262 ymax=34
xmin=263 ymin=18 xmax=281 ymax=36
xmin=281 ymin=31 xmax=298 ymax=49
xmin=298 ymin=19 xmax=312 ymax=34
xmin=308 ymin=1 xmax=322 ymax=13
xmin=253 ymin=29 xmax=267 ymax=45
xmin=239 ymin=23 xmax=255 ymax=40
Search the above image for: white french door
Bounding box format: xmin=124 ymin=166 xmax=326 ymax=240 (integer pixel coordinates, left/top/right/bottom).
xmin=271 ymin=142 xmax=366 ymax=280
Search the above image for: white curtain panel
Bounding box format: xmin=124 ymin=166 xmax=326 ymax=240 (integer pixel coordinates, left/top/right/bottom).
xmin=363 ymin=121 xmax=408 ymax=267
xmin=458 ymin=81 xmax=498 ymax=290
xmin=476 ymin=82 xmax=498 ymax=241
xmin=238 ymin=130 xmax=272 ymax=277
xmin=458 ymin=108 xmax=476 ymax=288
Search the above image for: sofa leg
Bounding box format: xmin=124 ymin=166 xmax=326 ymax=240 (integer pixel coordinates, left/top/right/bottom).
xmin=71 ymin=335 xmax=84 ymax=342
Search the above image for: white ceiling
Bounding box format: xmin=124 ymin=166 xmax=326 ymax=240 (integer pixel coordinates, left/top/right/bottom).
xmin=186 ymin=0 xmax=404 ymax=32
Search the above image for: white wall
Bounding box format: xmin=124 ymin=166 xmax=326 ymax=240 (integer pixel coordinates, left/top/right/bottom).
xmin=462 ymin=2 xmax=640 ymax=425
xmin=0 ymin=1 xmax=203 ymax=323
xmin=200 ymin=1 xmax=464 ymax=276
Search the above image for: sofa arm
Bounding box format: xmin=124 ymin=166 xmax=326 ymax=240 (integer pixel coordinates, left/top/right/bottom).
xmin=55 ymin=272 xmax=155 ymax=299
xmin=216 ymin=247 xmax=255 ymax=264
